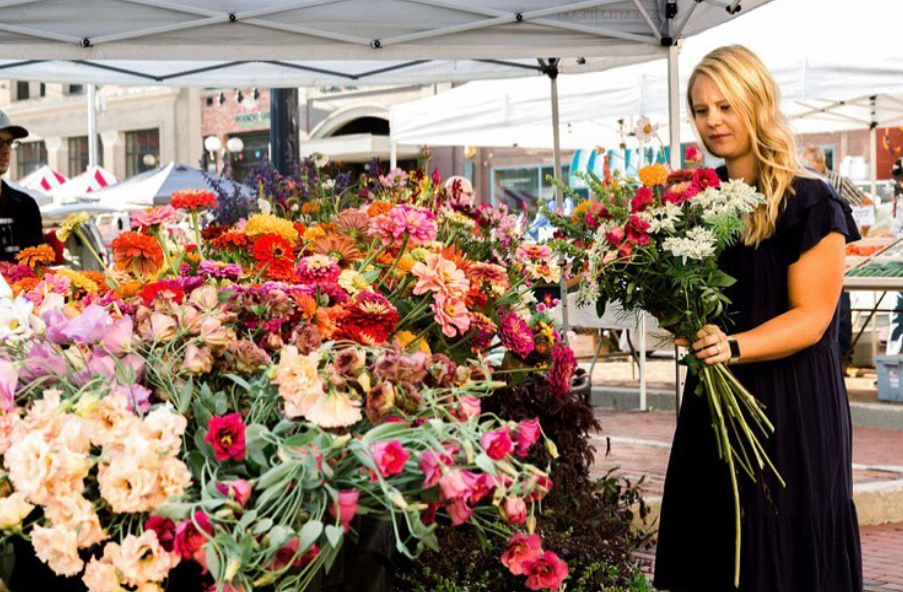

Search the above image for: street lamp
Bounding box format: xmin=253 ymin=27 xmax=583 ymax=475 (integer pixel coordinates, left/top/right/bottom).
xmin=204 ymin=136 xmax=222 ymax=173
xmin=142 ymin=153 xmax=157 ymax=168
xmin=226 ymin=137 xmax=244 ymax=154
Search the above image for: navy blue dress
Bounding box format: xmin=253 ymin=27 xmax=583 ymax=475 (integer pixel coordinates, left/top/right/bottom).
xmin=653 ymin=171 xmax=864 ymax=592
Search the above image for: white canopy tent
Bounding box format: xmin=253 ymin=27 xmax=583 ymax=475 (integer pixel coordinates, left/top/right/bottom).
xmin=51 ymin=165 xmax=119 ymax=203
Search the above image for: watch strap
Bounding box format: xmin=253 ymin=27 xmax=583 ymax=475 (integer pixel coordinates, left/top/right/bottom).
xmin=727 ymin=337 xmax=741 ymax=364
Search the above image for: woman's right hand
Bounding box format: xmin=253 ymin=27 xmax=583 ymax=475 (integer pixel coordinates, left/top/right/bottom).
xmin=674 ymin=336 xmax=691 ymax=347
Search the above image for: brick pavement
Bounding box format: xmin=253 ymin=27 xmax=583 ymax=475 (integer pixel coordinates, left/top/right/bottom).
xmin=591 ymin=408 xmax=903 ymax=589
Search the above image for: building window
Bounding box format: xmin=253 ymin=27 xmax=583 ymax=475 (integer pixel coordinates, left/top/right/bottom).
xmin=39 ymin=83 xmax=45 ymax=97
xmin=491 ymin=164 xmax=570 ymax=240
xmin=68 ymin=136 xmax=104 ymax=175
xmin=125 ymin=129 xmax=160 ymax=177
xmin=228 ymin=130 xmax=270 ymax=183
xmin=16 ymin=141 xmax=47 ymax=179
xmin=69 ymin=85 xmax=85 ymax=96
xmin=15 ymin=81 xmax=29 ymax=101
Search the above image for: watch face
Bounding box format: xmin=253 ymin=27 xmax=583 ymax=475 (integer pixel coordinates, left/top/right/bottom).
xmin=728 ymin=339 xmax=741 ymax=358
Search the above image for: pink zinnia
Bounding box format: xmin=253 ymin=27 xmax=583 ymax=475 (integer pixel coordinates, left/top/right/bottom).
xmin=499 ymin=311 xmax=535 ymax=358
xmin=663 ymin=181 xmax=700 ymax=204
xmin=296 ymin=254 xmax=341 ymax=285
xmin=131 ymin=205 xmax=177 ymax=230
xmin=371 ymin=440 xmax=410 ymax=478
xmin=469 ymin=262 xmax=510 ymax=292
xmin=369 ymin=204 xmax=437 ymax=248
xmin=431 ymin=293 xmax=471 ymax=338
xmin=412 ymin=252 xmax=470 ymax=299
xmin=515 ymin=244 xmax=553 ymax=262
xmin=502 ymin=533 xmax=543 ymax=576
xmin=548 ymin=345 xmax=576 ymax=396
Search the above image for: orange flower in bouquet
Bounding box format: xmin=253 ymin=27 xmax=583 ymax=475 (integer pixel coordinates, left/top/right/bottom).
xmin=111 ymin=232 xmax=164 ymax=276
xmin=251 ymin=233 xmax=295 ymax=279
xmin=170 ymin=188 xmax=218 ymax=211
xmin=16 ymin=244 xmax=55 ymax=269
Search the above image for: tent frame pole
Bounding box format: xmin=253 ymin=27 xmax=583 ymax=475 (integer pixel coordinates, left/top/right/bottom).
xmin=87 ymin=83 xmax=99 ymax=170
xmin=870 ymin=95 xmax=878 ymax=197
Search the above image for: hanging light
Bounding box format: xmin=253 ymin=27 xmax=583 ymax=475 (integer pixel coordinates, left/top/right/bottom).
xmin=251 ymin=87 xmax=260 ymax=100
xmin=217 ymin=91 xmax=226 ymax=105
xmin=236 ymin=89 xmax=244 ymax=103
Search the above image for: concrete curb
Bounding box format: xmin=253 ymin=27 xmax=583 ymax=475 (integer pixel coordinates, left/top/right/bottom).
xmin=592 ymin=386 xmax=903 ymax=431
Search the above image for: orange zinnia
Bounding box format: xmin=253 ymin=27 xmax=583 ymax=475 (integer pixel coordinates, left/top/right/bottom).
xmin=310 ymin=234 xmax=362 ymax=265
xmin=16 ymin=244 xmax=55 ymax=268
xmin=12 ymin=277 xmax=40 ymax=296
xmin=116 ymin=281 xmax=145 ymax=299
xmin=250 ymin=234 xmax=295 ymax=279
xmin=170 ymin=189 xmax=218 ymax=211
xmin=212 ymin=231 xmax=249 ymax=250
xmin=367 ymin=201 xmax=393 ymax=218
xmin=111 ymin=231 xmax=164 ymax=276
xmin=81 ymin=270 xmax=110 ymax=292
xmin=301 ymin=202 xmax=320 ymax=215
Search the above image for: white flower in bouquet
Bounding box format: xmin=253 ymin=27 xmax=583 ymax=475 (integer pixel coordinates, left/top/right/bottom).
xmin=662 ymin=226 xmax=718 ymax=263
xmin=575 ymin=279 xmax=601 ymax=309
xmin=0 ymin=295 xmax=36 ymax=343
xmin=257 ymin=198 xmax=272 ymax=216
xmin=641 ymin=202 xmax=684 ymax=234
xmin=634 ymin=116 xmax=659 ymax=143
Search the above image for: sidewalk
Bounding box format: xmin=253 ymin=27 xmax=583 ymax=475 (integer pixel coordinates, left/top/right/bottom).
xmin=590 ymin=408 xmax=903 ymax=590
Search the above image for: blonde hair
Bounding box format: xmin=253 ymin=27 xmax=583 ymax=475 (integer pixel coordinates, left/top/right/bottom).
xmin=687 ymin=45 xmax=805 ymax=246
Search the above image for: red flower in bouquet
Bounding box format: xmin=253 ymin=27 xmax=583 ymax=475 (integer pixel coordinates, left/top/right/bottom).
xmin=112 ymin=231 xmax=164 ymax=276
xmin=605 ymin=226 xmax=626 ymax=248
xmin=625 ymin=215 xmax=651 ymax=246
xmin=212 ymin=231 xmax=249 ymax=250
xmin=371 ymin=440 xmax=410 ymax=478
xmin=630 ymin=186 xmax=655 ymax=213
xmin=481 ymin=427 xmax=513 ymax=460
xmin=205 ymin=413 xmax=247 ymax=462
xmin=547 ymin=344 xmax=576 ymax=395
xmin=693 ymin=167 xmax=721 ymax=190
xmin=296 ymin=254 xmax=341 ymax=284
xmin=141 ymin=280 xmax=185 ymax=307
xmin=171 ymin=188 xmax=218 ymax=211
xmin=251 ymin=233 xmax=295 ymax=279
xmin=523 ymin=551 xmax=570 ymax=590
xmin=329 ymin=489 xmax=359 ymax=532
xmin=145 ymin=515 xmax=177 ymax=552
xmin=499 ymin=311 xmax=535 ymax=358
xmin=663 ymin=181 xmax=700 ymax=205
xmin=338 ymin=290 xmax=399 ymax=344
xmin=502 ymin=533 xmax=543 ymax=576
xmin=273 ymin=538 xmax=320 ymax=571
xmin=174 ymin=511 xmax=214 ymax=568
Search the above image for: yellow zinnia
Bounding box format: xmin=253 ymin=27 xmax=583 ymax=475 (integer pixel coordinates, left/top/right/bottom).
xmin=638 ymin=164 xmax=668 ymax=187
xmin=245 ymin=213 xmax=299 ymax=243
xmin=393 ymin=330 xmax=431 ymax=354
xmin=57 ymin=212 xmax=90 ymax=241
xmin=54 ymin=268 xmax=100 ymax=293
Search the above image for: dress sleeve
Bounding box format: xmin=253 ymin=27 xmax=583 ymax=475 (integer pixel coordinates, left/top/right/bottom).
xmin=777 ymin=177 xmax=861 ymax=265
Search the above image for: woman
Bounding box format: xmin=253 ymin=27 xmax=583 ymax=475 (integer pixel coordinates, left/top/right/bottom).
xmin=653 ymin=46 xmax=863 ymax=592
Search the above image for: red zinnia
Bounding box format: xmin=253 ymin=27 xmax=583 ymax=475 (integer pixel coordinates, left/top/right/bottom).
xmin=212 ymin=231 xmax=249 ymax=250
xmin=171 ymin=189 xmax=218 ymax=211
xmin=140 ymin=280 xmax=185 ymax=307
xmin=337 ymin=290 xmax=399 ymax=345
xmin=111 ymin=231 xmax=164 ymax=276
xmin=251 ymin=233 xmax=295 ymax=279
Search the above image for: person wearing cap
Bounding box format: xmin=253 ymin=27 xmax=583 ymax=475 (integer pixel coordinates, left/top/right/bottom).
xmin=0 ymin=108 xmax=44 ymax=262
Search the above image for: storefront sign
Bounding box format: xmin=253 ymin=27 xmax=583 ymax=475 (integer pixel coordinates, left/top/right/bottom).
xmin=235 ymin=111 xmax=271 ymax=128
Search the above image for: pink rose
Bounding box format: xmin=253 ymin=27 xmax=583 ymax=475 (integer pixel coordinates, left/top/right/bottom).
xmin=329 ymin=490 xmax=359 ymax=532
xmin=481 ymin=428 xmax=512 ymax=461
xmin=503 ymin=496 xmax=527 ymax=525
xmin=523 ymin=551 xmax=570 ymax=590
xmin=371 ymin=440 xmax=410 ymax=478
xmin=446 ymin=498 xmax=472 ymax=526
xmin=439 ymin=470 xmax=472 ymax=501
xmin=174 ymin=512 xmax=213 ymax=570
xmin=501 ymin=533 xmax=543 ymax=576
xmin=216 ymin=479 xmax=252 ymax=507
xmin=419 ymin=448 xmax=453 ymax=488
xmin=205 ymin=413 xmax=247 ymax=462
xmin=454 ymin=396 xmax=481 ymax=421
xmin=514 ymin=418 xmax=541 ymax=457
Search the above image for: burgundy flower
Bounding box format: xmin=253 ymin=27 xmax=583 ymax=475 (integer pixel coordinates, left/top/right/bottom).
xmin=145 ymin=515 xmax=177 ymax=552
xmin=630 ymin=186 xmax=654 ymax=213
xmin=499 ymin=311 xmax=535 ymax=359
xmin=205 ymin=413 xmax=247 ymax=462
xmin=625 ymin=215 xmax=650 ymax=246
xmin=547 ymin=345 xmax=577 ymax=396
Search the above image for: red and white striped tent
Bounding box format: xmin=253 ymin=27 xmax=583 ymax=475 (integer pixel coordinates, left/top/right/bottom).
xmin=51 ymin=166 xmax=118 ymax=203
xmin=17 ymin=165 xmax=68 ymax=195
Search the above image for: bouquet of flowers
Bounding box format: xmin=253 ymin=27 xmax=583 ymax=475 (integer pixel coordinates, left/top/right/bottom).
xmin=0 ymin=159 xmax=575 ymax=592
xmin=549 ymin=163 xmax=784 ymax=586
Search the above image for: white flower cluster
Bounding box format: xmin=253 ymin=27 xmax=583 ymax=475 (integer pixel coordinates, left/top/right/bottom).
xmin=693 ymin=180 xmax=764 ymax=223
xmin=662 ymin=226 xmax=718 ymax=263
xmin=639 ymin=202 xmax=684 ymax=235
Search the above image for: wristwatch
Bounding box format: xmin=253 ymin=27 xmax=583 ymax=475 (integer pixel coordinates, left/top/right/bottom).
xmin=727 ymin=337 xmax=742 ymax=365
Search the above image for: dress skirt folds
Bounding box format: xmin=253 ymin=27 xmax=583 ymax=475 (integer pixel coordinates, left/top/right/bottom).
xmin=653 ymin=171 xmax=864 ymax=592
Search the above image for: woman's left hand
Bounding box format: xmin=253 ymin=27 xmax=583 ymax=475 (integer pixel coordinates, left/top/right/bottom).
xmin=690 ymin=325 xmax=732 ymax=365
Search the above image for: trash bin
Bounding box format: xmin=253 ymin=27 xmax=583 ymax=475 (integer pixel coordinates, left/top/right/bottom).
xmin=875 ymin=355 xmax=903 ymax=402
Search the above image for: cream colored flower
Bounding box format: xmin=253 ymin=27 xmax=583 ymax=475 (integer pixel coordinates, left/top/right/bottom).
xmin=0 ymin=295 xmax=36 ymax=343
xmin=113 ymin=531 xmax=179 ymax=586
xmin=273 ymin=345 xmax=326 ymax=418
xmin=98 ymin=444 xmax=161 ymax=513
xmin=338 ymin=269 xmax=371 ymax=295
xmin=156 ymin=456 xmax=192 ymax=500
xmin=5 ymin=431 xmax=54 ymax=504
xmin=304 ymin=388 xmax=362 ymax=429
xmin=142 ymin=405 xmax=187 ymax=455
xmin=0 ymin=492 xmax=34 ymax=530
xmin=82 ymin=555 xmax=125 ymax=592
xmin=32 ymin=524 xmax=84 ymax=576
xmin=86 ymin=395 xmax=137 ymax=450
xmin=0 ymin=411 xmax=23 ymax=455
xmin=44 ymin=495 xmax=107 ymax=548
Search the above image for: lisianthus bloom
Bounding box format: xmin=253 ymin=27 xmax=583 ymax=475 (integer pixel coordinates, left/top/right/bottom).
xmin=419 ymin=447 xmax=455 ymax=488
xmin=112 ymin=231 xmax=164 ymax=276
xmin=31 ymin=524 xmax=83 ymax=576
xmin=296 ymin=254 xmax=341 ymax=284
xmin=145 ymin=515 xmax=177 ymax=552
xmin=431 ymin=293 xmax=471 ymax=338
xmin=15 ymin=244 xmax=55 ymax=269
xmin=114 ymin=530 xmax=178 ymax=586
xmin=245 ymin=213 xmax=299 ymax=243
xmin=630 ymin=186 xmax=655 ymax=213
xmin=369 ymin=204 xmax=437 ymax=248
xmin=481 ymin=427 xmax=513 ymax=460
xmin=514 ymin=418 xmax=541 ymax=456
xmin=273 ymin=538 xmax=320 ymax=571
xmin=338 ymin=290 xmax=399 ymax=345
xmin=523 ymin=551 xmax=570 ymax=590
xmin=412 ymin=252 xmax=469 ymax=299
xmin=503 ymin=495 xmax=528 ymax=525
xmin=205 ymin=413 xmax=247 ymax=461
xmin=216 ymin=479 xmax=252 ymax=507
xmin=170 ymin=189 xmax=218 ymax=211
xmin=371 ymin=440 xmax=410 ymax=478
xmin=499 ymin=311 xmax=535 ymax=358
xmin=454 ymin=396 xmax=481 ymax=421
xmin=447 ymin=498 xmax=472 ymax=526
xmin=638 ymin=163 xmax=668 ymax=187
xmin=502 ymin=533 xmax=543 ymax=576
xmin=251 ymin=233 xmax=295 ymax=279
xmin=174 ymin=511 xmax=214 ymax=568
xmin=131 ymin=205 xmax=177 ymax=231
xmin=548 ymin=344 xmax=577 ymax=395
xmin=329 ymin=489 xmax=359 ymax=532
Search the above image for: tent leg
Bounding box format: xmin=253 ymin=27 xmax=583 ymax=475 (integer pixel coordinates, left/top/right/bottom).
xmin=870 ymin=95 xmax=878 ymax=197
xmin=547 ymin=59 xmax=570 ymax=345
xmin=390 ymin=141 xmax=398 ymax=170
xmin=668 ymin=44 xmax=682 ymax=170
xmin=88 ymin=84 xmax=99 ymax=171
xmin=639 ymin=313 xmax=647 ymax=411
xmin=270 ymin=88 xmax=299 ymax=176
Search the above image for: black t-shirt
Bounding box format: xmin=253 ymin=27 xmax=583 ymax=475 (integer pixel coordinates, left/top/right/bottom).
xmin=0 ymin=180 xmax=44 ymax=262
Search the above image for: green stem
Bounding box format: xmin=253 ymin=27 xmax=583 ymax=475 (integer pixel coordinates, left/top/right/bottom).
xmin=74 ymin=227 xmax=120 ymax=288
xmin=191 ymin=210 xmax=205 ymax=259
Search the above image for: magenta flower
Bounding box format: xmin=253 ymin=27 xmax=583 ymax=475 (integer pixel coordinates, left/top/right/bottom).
xmin=198 ymin=260 xmax=242 ymax=279
xmin=481 ymin=428 xmax=513 ymax=460
xmin=605 ymin=226 xmax=626 ymax=248
xmin=439 ymin=469 xmax=473 ymax=501
xmin=693 ymin=167 xmax=721 ymax=190
xmin=369 ymin=205 xmax=437 ymax=248
xmin=296 ymin=255 xmax=341 ymax=285
xmin=371 ymin=440 xmax=410 ymax=478
xmin=420 ymin=448 xmax=454 ymax=488
xmin=145 ymin=515 xmax=177 ymax=553
xmin=499 ymin=311 xmax=535 ymax=358
xmin=630 ymin=186 xmax=655 ymax=213
xmin=625 ymin=215 xmax=650 ymax=246
xmin=205 ymin=413 xmax=247 ymax=462
xmin=514 ymin=418 xmax=541 ymax=456
xmin=548 ymin=345 xmax=577 ymax=396
xmin=329 ymin=489 xmax=359 ymax=532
